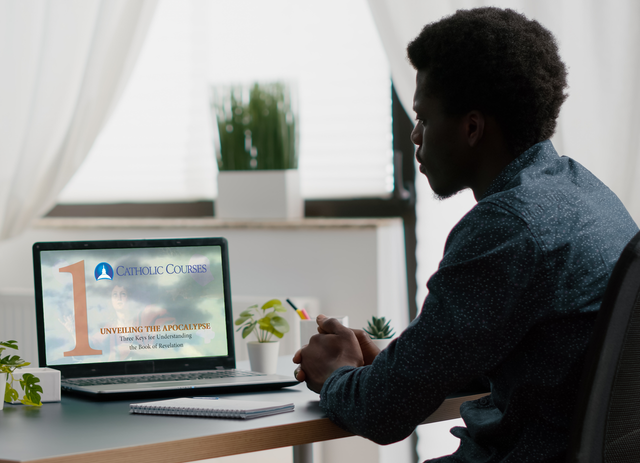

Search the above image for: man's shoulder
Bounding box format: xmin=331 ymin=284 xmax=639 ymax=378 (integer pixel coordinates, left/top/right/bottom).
xmin=482 ymin=155 xmax=623 ymax=223
xmin=476 ymin=154 xmax=637 ymax=258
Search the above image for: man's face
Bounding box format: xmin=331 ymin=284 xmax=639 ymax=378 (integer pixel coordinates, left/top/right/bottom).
xmin=411 ymin=71 xmax=475 ymax=199
xmin=111 ymin=286 xmax=128 ymax=313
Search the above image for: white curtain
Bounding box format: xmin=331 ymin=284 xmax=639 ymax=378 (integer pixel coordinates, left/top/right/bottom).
xmin=367 ymin=0 xmax=640 ymax=459
xmin=0 ymin=0 xmax=157 ymax=240
xmin=367 ymin=0 xmax=640 ymax=313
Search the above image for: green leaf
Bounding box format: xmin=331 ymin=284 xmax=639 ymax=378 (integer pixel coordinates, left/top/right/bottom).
xmin=234 ymin=316 xmax=250 ymax=326
xmin=258 ymin=317 xmax=273 ymax=330
xmin=239 ymin=309 xmax=256 ymax=317
xmin=261 ymin=324 xmax=277 ymax=336
xmin=270 ymin=316 xmax=290 ymax=334
xmin=261 ymin=299 xmax=282 ymax=310
xmin=5 ymin=382 xmax=18 ymax=403
xmin=242 ymin=321 xmax=257 ymax=339
xmin=364 ymin=316 xmax=395 ymax=339
xmin=273 ymin=305 xmax=287 ymax=313
xmin=20 ymin=396 xmax=41 ymax=407
xmin=0 ymin=340 xmax=18 ymax=350
xmin=19 ymin=373 xmax=42 ymax=407
xmin=1 ymin=355 xmax=29 ymax=369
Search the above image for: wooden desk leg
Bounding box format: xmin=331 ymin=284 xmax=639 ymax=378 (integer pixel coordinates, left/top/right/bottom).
xmin=293 ymin=443 xmax=313 ymax=463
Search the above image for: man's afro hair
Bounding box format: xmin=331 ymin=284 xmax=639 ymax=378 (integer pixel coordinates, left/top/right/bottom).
xmin=407 ymin=7 xmax=568 ymax=157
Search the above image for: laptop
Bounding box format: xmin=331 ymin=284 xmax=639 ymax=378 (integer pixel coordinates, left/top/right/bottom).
xmin=32 ymin=237 xmax=298 ymax=399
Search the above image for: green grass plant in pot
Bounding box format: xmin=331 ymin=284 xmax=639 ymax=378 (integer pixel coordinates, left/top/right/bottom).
xmin=210 ymin=82 xmax=302 ymax=219
xmin=1 ymin=340 xmax=42 ymax=409
xmin=235 ymin=299 xmax=291 ymax=374
xmin=364 ymin=316 xmax=396 ymax=351
xmin=211 ymin=82 xmax=297 ymax=171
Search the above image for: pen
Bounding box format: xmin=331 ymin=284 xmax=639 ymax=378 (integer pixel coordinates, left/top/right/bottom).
xmin=286 ymin=298 xmax=307 ymax=320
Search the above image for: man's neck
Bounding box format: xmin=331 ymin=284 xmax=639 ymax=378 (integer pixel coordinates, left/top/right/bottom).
xmin=469 ymin=120 xmax=514 ymax=200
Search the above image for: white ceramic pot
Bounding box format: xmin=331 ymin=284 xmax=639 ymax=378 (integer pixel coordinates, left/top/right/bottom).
xmin=371 ymin=338 xmax=393 ymax=351
xmin=216 ymin=169 xmax=303 ymax=220
xmin=1 ymin=373 xmax=6 ymax=410
xmin=247 ymin=341 xmax=280 ymax=374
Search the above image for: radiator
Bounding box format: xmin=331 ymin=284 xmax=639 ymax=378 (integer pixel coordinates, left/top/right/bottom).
xmin=0 ymin=290 xmax=38 ymax=365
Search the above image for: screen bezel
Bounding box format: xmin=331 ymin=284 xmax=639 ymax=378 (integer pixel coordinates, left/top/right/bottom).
xmin=32 ymin=237 xmax=236 ymax=378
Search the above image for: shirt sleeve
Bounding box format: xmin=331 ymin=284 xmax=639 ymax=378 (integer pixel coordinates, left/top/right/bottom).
xmin=319 ymin=201 xmax=550 ymax=445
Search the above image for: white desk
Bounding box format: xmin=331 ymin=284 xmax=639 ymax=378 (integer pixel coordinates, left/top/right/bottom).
xmin=0 ymin=384 xmax=482 ymax=463
xmin=0 ymin=357 xmax=485 ymax=463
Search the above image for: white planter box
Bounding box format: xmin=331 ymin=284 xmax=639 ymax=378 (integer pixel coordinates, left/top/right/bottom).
xmin=0 ymin=373 xmax=5 ymax=409
xmin=7 ymin=367 xmax=61 ymax=403
xmin=216 ymin=170 xmax=303 ymax=220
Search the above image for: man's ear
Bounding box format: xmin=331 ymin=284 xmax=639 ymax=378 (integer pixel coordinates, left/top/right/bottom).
xmin=465 ymin=110 xmax=485 ymax=147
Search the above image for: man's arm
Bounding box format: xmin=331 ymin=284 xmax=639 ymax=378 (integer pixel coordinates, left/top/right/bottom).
xmin=293 ymin=203 xmax=546 ymax=445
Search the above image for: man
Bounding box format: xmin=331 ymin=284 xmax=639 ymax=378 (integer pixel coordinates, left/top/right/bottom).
xmin=293 ymin=7 xmax=638 ymax=463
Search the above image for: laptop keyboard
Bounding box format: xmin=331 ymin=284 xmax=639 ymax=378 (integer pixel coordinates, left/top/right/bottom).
xmin=63 ymin=369 xmax=266 ymax=386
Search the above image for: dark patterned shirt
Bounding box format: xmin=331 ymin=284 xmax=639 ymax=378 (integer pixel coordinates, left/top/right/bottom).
xmin=319 ymin=140 xmax=638 ymax=462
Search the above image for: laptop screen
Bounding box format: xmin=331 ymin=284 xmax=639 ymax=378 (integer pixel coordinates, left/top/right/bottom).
xmin=33 ymin=237 xmax=236 ymax=377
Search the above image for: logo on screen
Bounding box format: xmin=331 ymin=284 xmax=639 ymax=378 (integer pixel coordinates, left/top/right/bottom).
xmin=94 ymin=262 xmax=114 ymax=281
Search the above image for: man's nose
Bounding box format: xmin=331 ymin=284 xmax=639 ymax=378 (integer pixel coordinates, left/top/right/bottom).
xmin=410 ymin=123 xmax=421 ymax=146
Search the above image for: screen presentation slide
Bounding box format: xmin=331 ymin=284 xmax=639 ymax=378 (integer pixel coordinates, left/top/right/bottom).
xmin=40 ymin=246 xmax=228 ymax=365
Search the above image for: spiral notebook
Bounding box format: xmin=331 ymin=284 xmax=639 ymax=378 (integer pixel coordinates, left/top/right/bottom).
xmin=130 ymin=397 xmax=295 ymax=419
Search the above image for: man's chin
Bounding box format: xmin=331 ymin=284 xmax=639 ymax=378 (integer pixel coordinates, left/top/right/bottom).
xmin=425 ymin=173 xmax=467 ymax=201
xmin=432 ymin=192 xmax=454 ymax=201
xmin=431 ymin=188 xmax=466 ymax=201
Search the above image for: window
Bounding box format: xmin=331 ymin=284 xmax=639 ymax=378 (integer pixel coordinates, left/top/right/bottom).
xmin=57 ymin=0 xmax=393 ymax=204
xmin=50 ymin=0 xmax=418 ymax=320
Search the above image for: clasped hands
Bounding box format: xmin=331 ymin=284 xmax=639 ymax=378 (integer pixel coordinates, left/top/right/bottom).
xmin=292 ymin=314 xmax=380 ymax=393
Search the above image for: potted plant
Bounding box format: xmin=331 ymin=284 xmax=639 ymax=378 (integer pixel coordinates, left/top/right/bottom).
xmin=1 ymin=340 xmax=42 ymax=409
xmin=235 ymin=299 xmax=291 ymax=374
xmin=210 ymin=81 xmax=302 ymax=219
xmin=364 ymin=316 xmax=396 ymax=350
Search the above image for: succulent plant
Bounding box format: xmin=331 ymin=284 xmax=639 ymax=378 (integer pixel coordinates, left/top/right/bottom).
xmin=363 ymin=316 xmax=396 ymax=340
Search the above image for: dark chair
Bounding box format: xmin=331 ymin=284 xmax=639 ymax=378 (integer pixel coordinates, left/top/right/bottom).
xmin=567 ymin=231 xmax=640 ymax=462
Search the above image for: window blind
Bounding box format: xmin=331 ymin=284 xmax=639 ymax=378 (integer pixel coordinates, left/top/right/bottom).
xmin=58 ymin=0 xmax=393 ymax=204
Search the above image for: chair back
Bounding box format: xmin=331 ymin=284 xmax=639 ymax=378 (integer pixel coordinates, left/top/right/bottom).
xmin=568 ymin=231 xmax=640 ymax=462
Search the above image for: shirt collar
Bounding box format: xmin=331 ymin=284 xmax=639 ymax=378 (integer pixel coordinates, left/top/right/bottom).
xmin=480 ymin=140 xmax=559 ymax=200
